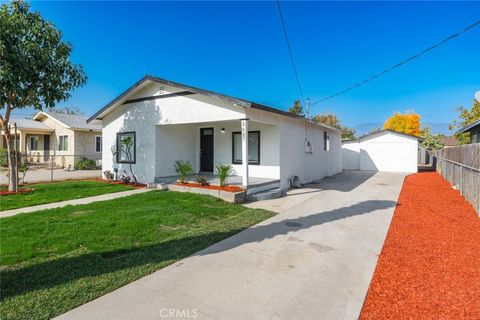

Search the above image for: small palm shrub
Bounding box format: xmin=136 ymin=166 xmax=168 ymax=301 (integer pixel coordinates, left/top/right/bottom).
xmin=196 ymin=175 xmax=210 ymax=186
xmin=75 ymin=158 xmax=97 ymax=170
xmin=216 ymin=164 xmax=232 ymax=187
xmin=174 ymin=160 xmax=193 ymax=183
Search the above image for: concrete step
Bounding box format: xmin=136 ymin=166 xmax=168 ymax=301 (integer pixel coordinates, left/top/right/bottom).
xmin=247 ymin=187 xmax=282 ymax=201
xmin=146 ymin=183 xmax=168 ymax=190
xmin=246 ymin=179 xmax=281 ymax=195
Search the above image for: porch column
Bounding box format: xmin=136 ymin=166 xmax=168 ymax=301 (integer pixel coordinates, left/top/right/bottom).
xmin=241 ymin=118 xmax=249 ymax=188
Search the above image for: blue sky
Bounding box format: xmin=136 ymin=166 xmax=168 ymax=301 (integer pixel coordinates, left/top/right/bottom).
xmin=12 ymin=1 xmax=480 ymax=133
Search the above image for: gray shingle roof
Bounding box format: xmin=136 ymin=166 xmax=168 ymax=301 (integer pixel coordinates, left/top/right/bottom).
xmin=44 ymin=111 xmax=102 ymax=131
xmin=458 ymin=118 xmax=480 ymax=134
xmin=10 ymin=118 xmax=53 ymax=130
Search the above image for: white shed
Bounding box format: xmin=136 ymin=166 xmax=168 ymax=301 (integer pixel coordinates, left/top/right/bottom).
xmin=342 ymin=130 xmax=420 ymax=173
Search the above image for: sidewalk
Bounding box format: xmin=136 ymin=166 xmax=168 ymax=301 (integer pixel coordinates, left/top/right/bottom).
xmin=0 ymin=188 xmax=151 ymax=218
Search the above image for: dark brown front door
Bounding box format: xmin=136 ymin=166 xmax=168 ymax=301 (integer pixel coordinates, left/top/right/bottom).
xmin=200 ymin=128 xmax=214 ymax=172
xmin=43 ymin=135 xmax=50 ymax=162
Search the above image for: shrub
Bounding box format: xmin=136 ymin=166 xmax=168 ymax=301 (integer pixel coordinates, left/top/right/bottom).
xmin=0 ymin=148 xmax=7 ymax=167
xmin=18 ymin=164 xmax=29 ymax=184
xmin=216 ymin=164 xmax=232 ymax=187
xmin=104 ymin=170 xmax=114 ymax=181
xmin=196 ymin=175 xmax=210 ymax=186
xmin=174 ymin=160 xmax=193 ymax=183
xmin=75 ymin=158 xmax=97 ymax=170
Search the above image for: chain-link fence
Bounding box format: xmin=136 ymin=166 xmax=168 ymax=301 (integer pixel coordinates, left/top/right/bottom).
xmin=1 ymin=152 xmax=102 ymax=185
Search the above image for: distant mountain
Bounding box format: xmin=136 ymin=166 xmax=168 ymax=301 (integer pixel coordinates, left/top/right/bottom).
xmin=353 ymin=122 xmax=453 ymax=136
xmin=423 ymin=123 xmax=453 ymax=135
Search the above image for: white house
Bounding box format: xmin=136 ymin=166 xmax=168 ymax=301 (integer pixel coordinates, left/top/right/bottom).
xmin=342 ymin=129 xmax=420 ymax=173
xmin=88 ymin=75 xmax=342 ymax=191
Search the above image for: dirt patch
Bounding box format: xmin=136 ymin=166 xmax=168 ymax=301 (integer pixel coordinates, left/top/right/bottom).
xmin=70 ymin=210 xmax=95 ymax=217
xmin=0 ymin=188 xmax=34 ymax=196
xmin=361 ymin=172 xmax=480 ymax=319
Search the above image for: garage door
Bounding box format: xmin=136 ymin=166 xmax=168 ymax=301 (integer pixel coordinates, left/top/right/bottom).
xmin=360 ymin=142 xmax=416 ymax=172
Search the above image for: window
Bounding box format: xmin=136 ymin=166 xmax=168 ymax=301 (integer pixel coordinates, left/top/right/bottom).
xmin=324 ymin=132 xmax=330 ymax=151
xmin=116 ymin=132 xmax=136 ymax=164
xmin=58 ymin=135 xmax=68 ymax=151
xmin=29 ymin=136 xmax=39 ymax=151
xmin=95 ymin=136 xmax=102 ymax=153
xmin=232 ymin=131 xmax=260 ymax=165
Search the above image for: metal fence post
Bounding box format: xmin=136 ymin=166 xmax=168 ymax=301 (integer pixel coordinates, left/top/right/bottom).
xmin=50 ymin=150 xmax=55 ymax=182
xmin=460 ymin=165 xmax=464 ymax=196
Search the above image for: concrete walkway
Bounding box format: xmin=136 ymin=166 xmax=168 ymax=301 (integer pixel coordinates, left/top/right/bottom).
xmin=0 ymin=188 xmax=150 ymax=218
xmin=56 ymin=171 xmax=407 ymax=320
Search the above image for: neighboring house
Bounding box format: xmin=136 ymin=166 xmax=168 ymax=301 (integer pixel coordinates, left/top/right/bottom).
xmin=440 ymin=135 xmax=458 ymax=148
xmin=87 ymin=75 xmax=342 ymax=190
xmin=342 ymin=129 xmax=420 ymax=173
xmin=1 ymin=111 xmax=102 ymax=168
xmin=457 ymin=119 xmax=480 ymax=144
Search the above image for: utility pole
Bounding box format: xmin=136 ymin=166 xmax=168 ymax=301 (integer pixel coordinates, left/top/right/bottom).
xmin=306 ymin=97 xmax=310 ymax=119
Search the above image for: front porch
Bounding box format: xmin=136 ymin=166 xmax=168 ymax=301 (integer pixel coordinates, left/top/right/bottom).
xmin=154 ymin=118 xmax=281 ymax=189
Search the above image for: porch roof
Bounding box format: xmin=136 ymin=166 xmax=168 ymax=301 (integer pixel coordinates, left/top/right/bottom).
xmin=9 ymin=119 xmax=54 ymax=132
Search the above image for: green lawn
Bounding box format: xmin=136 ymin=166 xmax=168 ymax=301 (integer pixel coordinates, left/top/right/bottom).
xmin=0 ymin=191 xmax=274 ymax=320
xmin=0 ymin=180 xmax=135 ymax=211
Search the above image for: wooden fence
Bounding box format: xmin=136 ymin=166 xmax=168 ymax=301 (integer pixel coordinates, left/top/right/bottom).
xmin=431 ymin=143 xmax=480 ymax=215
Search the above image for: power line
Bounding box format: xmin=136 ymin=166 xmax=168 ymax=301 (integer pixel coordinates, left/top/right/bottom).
xmin=311 ymin=18 xmax=480 ymax=106
xmin=276 ymin=0 xmax=305 ymax=104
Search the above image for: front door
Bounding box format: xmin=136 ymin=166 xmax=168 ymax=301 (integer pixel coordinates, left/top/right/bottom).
xmin=200 ymin=128 xmax=214 ymax=172
xmin=43 ymin=135 xmax=50 ymax=162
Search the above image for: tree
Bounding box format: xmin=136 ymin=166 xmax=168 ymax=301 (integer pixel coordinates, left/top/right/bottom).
xmin=449 ymin=99 xmax=480 ymax=145
xmin=118 ymin=136 xmax=137 ymax=184
xmin=312 ymin=113 xmax=355 ymax=140
xmin=420 ymin=126 xmax=444 ymax=150
xmin=313 ymin=113 xmax=340 ymax=128
xmin=384 ymin=111 xmax=421 ymax=136
xmin=288 ymin=100 xmax=304 ymax=116
xmin=341 ymin=126 xmax=356 ymax=140
xmin=0 ymin=0 xmax=86 ymax=191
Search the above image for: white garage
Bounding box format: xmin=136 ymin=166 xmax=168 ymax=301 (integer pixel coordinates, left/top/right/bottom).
xmin=342 ymin=129 xmax=420 ymax=173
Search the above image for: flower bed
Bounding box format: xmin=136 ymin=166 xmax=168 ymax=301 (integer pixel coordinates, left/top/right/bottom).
xmin=168 ymin=183 xmax=246 ymax=203
xmin=0 ymin=188 xmax=34 ymax=196
xmin=175 ymin=182 xmax=244 ymax=193
xmin=91 ymin=178 xmax=147 ymax=189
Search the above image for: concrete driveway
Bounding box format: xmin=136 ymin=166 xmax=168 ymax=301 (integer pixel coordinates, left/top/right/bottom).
xmin=56 ymin=171 xmax=407 ymax=320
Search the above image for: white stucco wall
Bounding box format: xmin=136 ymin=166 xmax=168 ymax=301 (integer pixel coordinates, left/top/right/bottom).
xmin=247 ymin=108 xmax=342 ymax=190
xmin=341 ymin=131 xmax=418 ymax=173
xmin=342 ymin=142 xmax=360 ymax=170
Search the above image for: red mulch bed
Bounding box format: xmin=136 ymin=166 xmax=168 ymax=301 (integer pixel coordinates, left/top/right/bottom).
xmin=176 ymin=183 xmax=244 ymax=193
xmin=90 ymin=178 xmax=147 ymax=189
xmin=361 ymin=172 xmax=480 ymax=319
xmin=0 ymin=188 xmax=34 ymax=196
